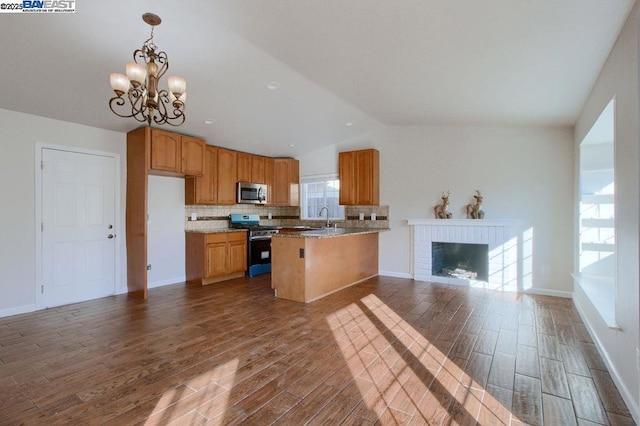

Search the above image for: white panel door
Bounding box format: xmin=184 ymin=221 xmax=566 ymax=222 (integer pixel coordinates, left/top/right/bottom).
xmin=42 ymin=148 xmax=116 ymax=307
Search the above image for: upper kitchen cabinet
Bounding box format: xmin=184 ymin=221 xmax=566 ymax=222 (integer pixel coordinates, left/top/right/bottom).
xmin=339 ymin=148 xmax=379 ymax=205
xmin=237 ymin=152 xmax=252 ymax=182
xmin=251 ymin=155 xmax=266 ymax=184
xmin=264 ymin=157 xmax=274 ymax=204
xmin=238 ymin=153 xmax=266 ymax=184
xmin=272 ymin=158 xmax=299 ymax=206
xmin=149 ymin=128 xmax=205 ymax=176
xmin=217 ymin=148 xmax=238 ymax=205
xmin=185 ymin=146 xmax=218 ymax=205
xmin=181 ymin=135 xmax=206 ymax=176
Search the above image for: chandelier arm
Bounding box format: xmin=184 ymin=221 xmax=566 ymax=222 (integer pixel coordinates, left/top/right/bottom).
xmin=128 ymin=87 xmax=151 ymax=123
xmin=154 ymin=51 xmax=169 ymax=80
xmin=109 ymin=96 xmax=147 ymax=123
xmin=155 ymin=90 xmax=185 ymax=126
xmin=153 ymin=100 xmax=168 ymax=126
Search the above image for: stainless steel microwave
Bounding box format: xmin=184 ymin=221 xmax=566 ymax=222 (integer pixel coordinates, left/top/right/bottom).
xmin=237 ymin=182 xmax=267 ymax=204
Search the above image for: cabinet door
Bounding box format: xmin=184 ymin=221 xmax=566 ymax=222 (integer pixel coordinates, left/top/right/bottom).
xmin=237 ymin=152 xmax=252 ymax=183
xmin=272 ymin=158 xmax=291 ymax=205
xmin=272 ymin=158 xmax=300 ymax=206
xmin=217 ymin=148 xmax=238 ymax=204
xmin=186 ymin=146 xmax=217 ymax=205
xmin=289 ymin=159 xmax=299 ymax=207
xmin=339 ymin=151 xmax=356 ymax=205
xmin=355 ymin=149 xmax=379 ymax=205
xmin=150 ymin=129 xmax=181 ymax=173
xmin=181 ymin=136 xmax=205 ymax=176
xmin=206 ymin=242 xmax=228 ymax=277
xmin=264 ymin=157 xmax=274 ymax=205
xmin=228 ymin=238 xmax=247 ymax=273
xmin=251 ymin=156 xmax=266 ymax=184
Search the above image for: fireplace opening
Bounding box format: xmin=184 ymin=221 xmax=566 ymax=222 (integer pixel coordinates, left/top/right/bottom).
xmin=432 ymin=242 xmax=489 ymax=281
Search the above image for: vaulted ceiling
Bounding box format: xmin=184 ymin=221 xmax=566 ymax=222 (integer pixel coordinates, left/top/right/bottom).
xmin=0 ymin=1 xmax=634 ymax=156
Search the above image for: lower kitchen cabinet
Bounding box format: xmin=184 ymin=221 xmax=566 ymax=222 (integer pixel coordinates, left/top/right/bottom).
xmin=186 ymin=231 xmax=247 ymax=285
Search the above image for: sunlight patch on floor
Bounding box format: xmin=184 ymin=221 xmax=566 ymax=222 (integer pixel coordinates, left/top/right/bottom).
xmin=327 ymin=294 xmax=520 ymax=424
xmin=144 ymin=358 xmax=239 ymax=425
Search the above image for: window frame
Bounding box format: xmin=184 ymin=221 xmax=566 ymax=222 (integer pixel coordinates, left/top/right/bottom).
xmin=299 ymin=174 xmax=345 ymax=221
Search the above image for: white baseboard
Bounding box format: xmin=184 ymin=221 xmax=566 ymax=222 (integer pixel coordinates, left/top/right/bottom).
xmin=573 ymin=294 xmax=640 ymax=423
xmin=523 ymin=287 xmax=573 ymax=298
xmin=0 ymin=304 xmax=37 ymax=319
xmin=379 ymin=270 xmax=412 ymax=279
xmin=148 ymin=276 xmax=186 ymax=289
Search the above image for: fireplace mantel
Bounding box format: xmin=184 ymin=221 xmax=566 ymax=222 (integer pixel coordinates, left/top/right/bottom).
xmin=407 ymin=218 xmax=519 ymax=290
xmin=407 ymin=219 xmax=518 ymax=227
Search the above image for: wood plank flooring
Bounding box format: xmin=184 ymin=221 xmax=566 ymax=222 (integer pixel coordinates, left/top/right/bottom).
xmin=0 ymin=276 xmax=635 ymax=425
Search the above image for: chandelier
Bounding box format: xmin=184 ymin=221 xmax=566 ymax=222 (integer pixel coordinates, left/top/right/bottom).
xmin=109 ymin=13 xmax=186 ymax=126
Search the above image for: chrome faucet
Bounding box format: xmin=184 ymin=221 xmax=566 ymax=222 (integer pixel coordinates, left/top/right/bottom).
xmin=319 ymin=206 xmax=330 ymax=227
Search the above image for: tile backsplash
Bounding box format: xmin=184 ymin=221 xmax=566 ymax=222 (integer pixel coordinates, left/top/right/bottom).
xmin=185 ymin=204 xmax=389 ymax=231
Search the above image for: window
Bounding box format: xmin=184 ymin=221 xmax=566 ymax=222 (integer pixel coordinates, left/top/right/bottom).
xmin=574 ymin=98 xmax=616 ymax=327
xmin=300 ymin=174 xmax=345 ymax=220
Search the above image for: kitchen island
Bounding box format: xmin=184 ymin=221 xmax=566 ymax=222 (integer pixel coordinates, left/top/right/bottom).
xmin=271 ymin=228 xmax=382 ymax=303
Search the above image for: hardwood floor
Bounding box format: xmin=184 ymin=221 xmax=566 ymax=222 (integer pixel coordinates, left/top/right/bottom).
xmin=0 ymin=276 xmax=635 ymax=425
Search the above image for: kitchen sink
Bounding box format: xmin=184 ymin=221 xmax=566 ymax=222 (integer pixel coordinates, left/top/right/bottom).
xmin=301 ymin=227 xmax=349 ymax=236
xmin=279 ymin=226 xmax=323 ymax=231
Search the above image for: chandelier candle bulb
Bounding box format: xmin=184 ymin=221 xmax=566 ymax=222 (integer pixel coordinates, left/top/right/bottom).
xmin=109 ymin=73 xmax=130 ymax=95
xmin=168 ymin=76 xmax=186 ymax=96
xmin=125 ymin=62 xmax=146 ymax=85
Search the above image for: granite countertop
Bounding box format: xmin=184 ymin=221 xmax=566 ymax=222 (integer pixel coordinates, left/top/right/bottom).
xmin=185 ymin=228 xmax=247 ymax=234
xmin=273 ymin=227 xmax=388 ymax=239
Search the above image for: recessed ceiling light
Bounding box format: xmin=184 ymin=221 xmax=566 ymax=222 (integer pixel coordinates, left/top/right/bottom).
xmin=289 ymin=144 xmax=296 ymax=147
xmin=346 ymin=122 xmax=353 ymax=126
xmin=267 ymin=81 xmax=280 ymax=90
xmin=203 ymin=119 xmax=215 ymax=125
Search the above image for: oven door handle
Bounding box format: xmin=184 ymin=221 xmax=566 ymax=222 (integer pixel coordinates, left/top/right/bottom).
xmin=249 ymin=236 xmax=273 ymax=241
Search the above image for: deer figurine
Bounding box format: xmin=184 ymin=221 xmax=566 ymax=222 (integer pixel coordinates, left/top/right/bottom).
xmin=466 ymin=190 xmax=484 ymax=219
xmin=434 ymin=191 xmax=452 ymax=219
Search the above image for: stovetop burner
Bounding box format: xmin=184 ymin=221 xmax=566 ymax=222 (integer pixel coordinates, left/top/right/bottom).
xmin=229 ymin=214 xmax=278 ymax=237
xmin=229 ymin=213 xmax=278 ymax=232
xmin=230 ymin=224 xmax=278 ymax=231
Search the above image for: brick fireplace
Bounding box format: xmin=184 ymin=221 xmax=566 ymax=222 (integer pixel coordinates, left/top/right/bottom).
xmin=407 ymin=219 xmax=518 ymax=290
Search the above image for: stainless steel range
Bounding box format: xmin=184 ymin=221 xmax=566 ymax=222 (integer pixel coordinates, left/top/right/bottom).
xmin=229 ymin=214 xmax=278 ymax=277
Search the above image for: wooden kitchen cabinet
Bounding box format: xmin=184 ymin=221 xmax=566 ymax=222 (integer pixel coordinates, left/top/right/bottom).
xmin=339 ymin=148 xmax=379 ymax=205
xmin=217 ymin=148 xmax=238 ymax=204
xmin=149 ymin=128 xmax=205 ymax=176
xmin=237 ymin=152 xmax=252 ymax=182
xmin=185 ymin=146 xmax=218 ymax=205
xmin=181 ymin=135 xmax=206 ymax=176
xmin=264 ymin=158 xmax=274 ymax=204
xmin=251 ymin=155 xmax=266 ymax=184
xmin=186 ymin=231 xmax=247 ymax=285
xmin=238 ymin=153 xmax=266 ymax=184
xmin=228 ymin=237 xmax=247 ymax=273
xmin=272 ymin=158 xmax=299 ymax=206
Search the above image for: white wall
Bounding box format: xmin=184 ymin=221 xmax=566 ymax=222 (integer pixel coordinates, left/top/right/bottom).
xmin=0 ymin=109 xmax=127 ymax=316
xmin=572 ymin=3 xmax=639 ymax=419
xmin=147 ymin=175 xmax=186 ymax=288
xmin=299 ymin=125 xmax=574 ymax=295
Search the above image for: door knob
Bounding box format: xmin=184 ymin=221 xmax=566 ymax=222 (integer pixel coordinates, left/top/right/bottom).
xmin=108 ymin=234 xmax=115 ymax=239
